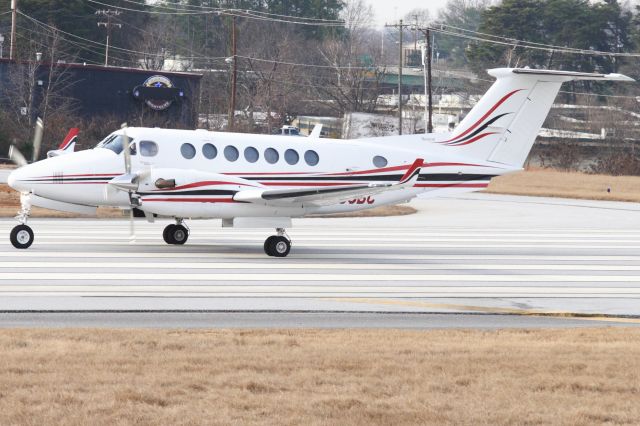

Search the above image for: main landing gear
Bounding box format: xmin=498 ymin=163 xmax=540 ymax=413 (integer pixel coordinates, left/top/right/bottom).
xmin=162 ymin=219 xmax=189 ymax=245
xmin=10 ymin=193 xmax=34 ymax=249
xmin=264 ymin=228 xmax=291 ymax=257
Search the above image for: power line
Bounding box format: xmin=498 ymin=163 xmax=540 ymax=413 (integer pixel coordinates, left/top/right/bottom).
xmin=87 ymin=0 xmax=346 ymax=27
xmin=146 ymin=0 xmax=345 ymax=23
xmin=432 ymin=25 xmax=640 ymax=58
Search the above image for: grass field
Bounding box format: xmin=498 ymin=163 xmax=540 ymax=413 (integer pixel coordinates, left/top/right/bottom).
xmin=487 ymin=168 xmax=640 ymax=203
xmin=0 ymin=328 xmax=638 ymax=425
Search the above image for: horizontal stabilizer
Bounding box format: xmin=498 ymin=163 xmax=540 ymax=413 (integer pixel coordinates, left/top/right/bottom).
xmin=510 ymin=68 xmax=634 ymax=82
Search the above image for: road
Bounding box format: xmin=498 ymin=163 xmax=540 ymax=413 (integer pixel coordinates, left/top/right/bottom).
xmin=1 ymin=193 xmax=639 ymax=327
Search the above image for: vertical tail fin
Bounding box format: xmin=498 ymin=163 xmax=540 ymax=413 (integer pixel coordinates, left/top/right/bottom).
xmin=435 ymin=68 xmax=633 ymax=168
xmin=58 ymin=128 xmax=79 ymax=151
xmin=47 ymin=128 xmax=79 ymax=158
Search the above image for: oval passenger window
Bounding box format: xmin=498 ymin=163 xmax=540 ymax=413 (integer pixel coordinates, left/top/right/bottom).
xmin=284 ymin=149 xmax=299 ymax=165
xmin=304 ymin=150 xmax=319 ymax=166
xmin=224 ymin=145 xmax=239 ymax=161
xmin=373 ymin=155 xmax=388 ymax=168
xmin=264 ymin=148 xmax=279 ymax=164
xmin=181 ymin=143 xmax=196 ymax=159
xmin=244 ymin=147 xmax=259 ymax=163
xmin=203 ymin=143 xmax=217 ymax=159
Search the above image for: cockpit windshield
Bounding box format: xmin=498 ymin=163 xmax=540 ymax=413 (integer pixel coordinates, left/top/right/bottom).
xmin=95 ymin=133 xmax=135 ymax=155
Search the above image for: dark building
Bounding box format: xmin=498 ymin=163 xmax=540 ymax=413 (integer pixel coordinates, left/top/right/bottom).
xmin=0 ymin=59 xmax=202 ymax=129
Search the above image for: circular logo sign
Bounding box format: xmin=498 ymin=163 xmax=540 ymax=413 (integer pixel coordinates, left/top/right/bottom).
xmin=142 ymin=75 xmax=174 ymax=111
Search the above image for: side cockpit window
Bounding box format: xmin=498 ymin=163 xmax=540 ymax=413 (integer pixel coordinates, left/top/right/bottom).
xmin=140 ymin=141 xmax=158 ymax=157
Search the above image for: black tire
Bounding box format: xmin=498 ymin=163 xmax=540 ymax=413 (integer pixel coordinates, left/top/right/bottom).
xmin=269 ymin=236 xmax=291 ymax=258
xmin=163 ymin=224 xmax=176 ymax=244
xmin=263 ymin=236 xmax=277 ymax=256
xmin=171 ymin=224 xmax=189 ymax=245
xmin=10 ymin=224 xmax=34 ymax=249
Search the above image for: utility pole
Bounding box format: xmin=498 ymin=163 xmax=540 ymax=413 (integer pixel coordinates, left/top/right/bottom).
xmin=413 ymin=14 xmax=418 ymax=51
xmin=386 ymin=20 xmax=411 ymax=135
xmin=418 ymin=27 xmax=433 ymax=134
xmin=228 ymin=15 xmax=237 ymax=131
xmin=398 ymin=19 xmax=403 ymax=135
xmin=10 ymin=0 xmax=17 ymax=60
xmin=426 ymin=28 xmax=433 ymax=133
xmin=95 ymin=9 xmax=122 ymax=66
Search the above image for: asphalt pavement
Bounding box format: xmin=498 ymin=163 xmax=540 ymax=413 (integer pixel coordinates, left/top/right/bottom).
xmin=1 ymin=192 xmax=639 ymax=328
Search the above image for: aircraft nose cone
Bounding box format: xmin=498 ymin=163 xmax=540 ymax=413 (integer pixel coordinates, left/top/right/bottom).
xmin=7 ymin=168 xmax=28 ymax=192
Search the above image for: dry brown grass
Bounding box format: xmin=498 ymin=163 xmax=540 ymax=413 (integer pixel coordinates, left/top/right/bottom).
xmin=0 ymin=328 xmax=638 ymax=425
xmin=488 ymin=168 xmax=640 ymax=203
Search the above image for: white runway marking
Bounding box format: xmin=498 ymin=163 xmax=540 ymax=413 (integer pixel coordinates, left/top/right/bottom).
xmin=2 ymin=261 xmax=640 ymax=271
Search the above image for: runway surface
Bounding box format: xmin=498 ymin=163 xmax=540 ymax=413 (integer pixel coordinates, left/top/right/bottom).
xmin=1 ymin=193 xmax=639 ymax=328
xmin=0 ymin=168 xmax=11 ymax=184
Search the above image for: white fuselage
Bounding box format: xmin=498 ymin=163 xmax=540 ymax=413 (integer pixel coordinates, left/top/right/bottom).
xmin=8 ymin=127 xmax=514 ymax=219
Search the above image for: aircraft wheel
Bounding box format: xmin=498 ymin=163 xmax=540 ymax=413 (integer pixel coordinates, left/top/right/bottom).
xmin=263 ymin=236 xmax=277 ymax=256
xmin=267 ymin=236 xmax=291 ymax=258
xmin=10 ymin=224 xmax=34 ymax=249
xmin=162 ymin=224 xmax=176 ymax=244
xmin=170 ymin=225 xmax=189 ymax=245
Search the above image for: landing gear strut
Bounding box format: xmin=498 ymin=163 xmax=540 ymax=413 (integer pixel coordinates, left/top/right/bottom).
xmin=264 ymin=228 xmax=291 ymax=257
xmin=162 ymin=219 xmax=189 ymax=245
xmin=10 ymin=193 xmax=34 ymax=249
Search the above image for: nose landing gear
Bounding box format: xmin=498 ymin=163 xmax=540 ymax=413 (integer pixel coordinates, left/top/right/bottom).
xmin=10 ymin=193 xmax=34 ymax=249
xmin=264 ymin=228 xmax=292 ymax=257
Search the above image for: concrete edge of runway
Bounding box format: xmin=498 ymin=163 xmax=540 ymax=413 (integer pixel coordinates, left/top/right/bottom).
xmin=0 ymin=310 xmax=639 ymax=329
xmin=0 ymin=309 xmax=637 ymax=317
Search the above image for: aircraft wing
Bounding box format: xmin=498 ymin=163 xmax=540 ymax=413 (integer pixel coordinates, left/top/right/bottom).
xmin=234 ymin=158 xmax=423 ymax=207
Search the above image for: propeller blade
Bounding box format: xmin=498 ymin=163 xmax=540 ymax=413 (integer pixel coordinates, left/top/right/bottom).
xmin=121 ymin=122 xmax=131 ymax=175
xmin=8 ymin=145 xmax=28 ymax=167
xmin=31 ymin=117 xmax=44 ymax=162
xmin=120 ymin=123 xmax=136 ymax=243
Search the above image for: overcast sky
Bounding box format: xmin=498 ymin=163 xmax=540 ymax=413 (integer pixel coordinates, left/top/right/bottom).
xmin=365 ymin=0 xmax=452 ymax=27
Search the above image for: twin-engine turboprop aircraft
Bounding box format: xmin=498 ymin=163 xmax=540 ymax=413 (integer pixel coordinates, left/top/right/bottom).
xmin=7 ymin=68 xmax=633 ymax=256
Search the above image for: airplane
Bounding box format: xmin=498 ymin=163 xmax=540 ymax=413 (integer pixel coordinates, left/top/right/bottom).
xmin=6 ymin=68 xmax=633 ymax=256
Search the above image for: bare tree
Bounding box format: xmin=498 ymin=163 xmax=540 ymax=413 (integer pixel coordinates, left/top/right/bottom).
xmin=308 ymin=0 xmax=386 ymax=114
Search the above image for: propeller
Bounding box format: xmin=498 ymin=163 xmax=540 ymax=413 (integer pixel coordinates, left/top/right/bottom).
xmin=31 ymin=118 xmax=44 ymax=162
xmin=8 ymin=145 xmax=27 ymax=167
xmin=121 ymin=123 xmax=136 ymax=244
xmin=8 ymin=117 xmax=44 ymax=167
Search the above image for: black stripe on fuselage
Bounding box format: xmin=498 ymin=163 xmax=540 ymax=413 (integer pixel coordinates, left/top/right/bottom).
xmin=138 ymin=190 xmax=238 ymax=196
xmin=245 ymin=174 xmax=498 ymax=182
